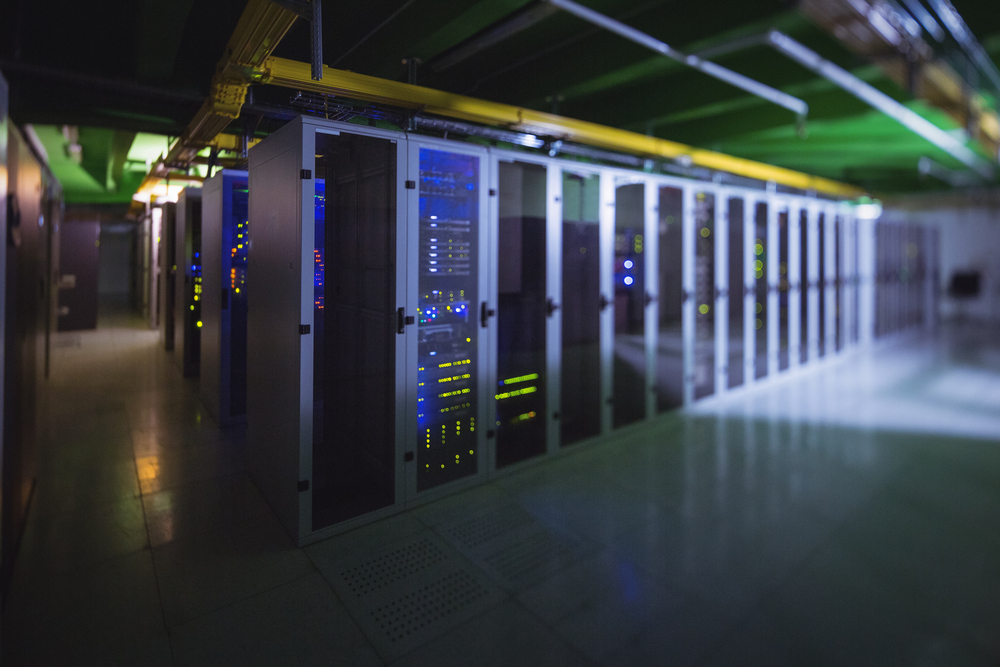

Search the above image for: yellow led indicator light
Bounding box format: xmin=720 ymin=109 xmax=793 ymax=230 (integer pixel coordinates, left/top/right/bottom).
xmin=495 ymin=386 xmax=538 ymax=400
xmin=700 ymin=228 xmax=710 ymax=237
xmin=755 ymin=318 xmax=763 ymax=329
xmin=698 ymin=304 xmax=709 ymax=315
xmin=197 ymin=321 xmax=203 ymax=328
xmin=755 ymin=243 xmax=763 ymax=255
xmin=500 ymin=372 xmax=538 ymax=386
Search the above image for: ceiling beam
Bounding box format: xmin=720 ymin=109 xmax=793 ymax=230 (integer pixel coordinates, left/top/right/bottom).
xmin=255 ymin=56 xmax=862 ymax=196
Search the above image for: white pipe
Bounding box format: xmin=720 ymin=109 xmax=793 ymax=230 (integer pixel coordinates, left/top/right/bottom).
xmin=768 ymin=31 xmax=994 ymax=180
xmin=546 ymin=0 xmax=809 ymax=118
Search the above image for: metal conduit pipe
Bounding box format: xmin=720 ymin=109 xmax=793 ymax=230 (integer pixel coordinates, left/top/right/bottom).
xmin=767 ymin=30 xmax=995 ymax=180
xmin=544 ymin=0 xmax=809 ymax=122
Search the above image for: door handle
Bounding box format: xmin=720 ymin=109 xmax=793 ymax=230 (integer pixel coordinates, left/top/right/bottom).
xmin=546 ymin=298 xmax=559 ymax=316
xmin=480 ymin=301 xmax=495 ymax=328
xmin=600 ymin=294 xmax=610 ymax=311
xmin=644 ymin=292 xmax=657 ymax=307
xmin=396 ymin=307 xmax=415 ymax=334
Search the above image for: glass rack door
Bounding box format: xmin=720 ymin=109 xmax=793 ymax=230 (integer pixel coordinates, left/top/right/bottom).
xmin=727 ymin=197 xmax=744 ymax=389
xmin=817 ymin=212 xmax=826 ymax=355
xmin=561 ymin=171 xmax=602 ymax=445
xmin=799 ymin=208 xmax=809 ymax=364
xmin=655 ymin=186 xmax=684 ymax=411
xmin=778 ymin=207 xmax=789 ymax=372
xmin=495 ymin=160 xmax=547 ymax=467
xmin=312 ymin=130 xmax=399 ymax=530
xmin=754 ymin=201 xmax=768 ymax=379
xmin=693 ymin=191 xmax=716 ymax=399
xmin=613 ymin=180 xmax=646 ymax=427
xmin=414 ymin=146 xmax=483 ymax=492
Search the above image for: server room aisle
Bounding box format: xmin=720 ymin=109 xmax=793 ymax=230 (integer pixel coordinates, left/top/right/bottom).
xmin=3 ymin=314 xmax=1000 ymax=666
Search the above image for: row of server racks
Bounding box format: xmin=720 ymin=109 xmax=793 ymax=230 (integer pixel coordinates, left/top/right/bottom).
xmin=140 ymin=171 xmax=250 ymax=428
xmin=160 ymin=115 xmax=934 ymax=545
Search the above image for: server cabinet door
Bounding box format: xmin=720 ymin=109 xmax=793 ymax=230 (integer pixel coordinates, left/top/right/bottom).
xmin=309 ymin=129 xmax=407 ymax=532
xmin=612 ymin=177 xmax=647 ymax=428
xmin=494 ymin=159 xmax=549 ymax=467
xmin=560 ymin=170 xmax=603 ymax=445
xmin=787 ymin=203 xmax=801 ymax=370
xmin=691 ymin=189 xmax=716 ymax=400
xmin=654 ymin=186 xmax=684 ymax=411
xmin=753 ymin=201 xmax=769 ymax=379
xmin=726 ymin=196 xmax=747 ymax=390
xmin=777 ymin=203 xmax=790 ymax=372
xmin=407 ymin=142 xmax=489 ymax=495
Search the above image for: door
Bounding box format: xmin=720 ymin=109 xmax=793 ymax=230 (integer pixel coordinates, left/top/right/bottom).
xmin=560 ymin=170 xmax=603 ymax=445
xmin=655 ymin=185 xmax=683 ymax=411
xmin=612 ymin=178 xmax=647 ymax=427
xmin=494 ymin=159 xmax=549 ymax=467
xmin=777 ymin=205 xmax=790 ymax=372
xmin=692 ymin=189 xmax=715 ymax=400
xmin=408 ymin=141 xmax=489 ymax=494
xmin=310 ymin=128 xmax=405 ymax=531
xmin=753 ymin=201 xmax=768 ymax=379
xmin=727 ymin=196 xmax=744 ymax=389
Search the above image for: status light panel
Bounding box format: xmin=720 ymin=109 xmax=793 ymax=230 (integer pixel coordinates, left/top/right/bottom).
xmin=314 ymin=182 xmax=325 ymax=311
xmin=229 ymin=181 xmax=250 ymax=417
xmin=231 ymin=182 xmax=249 ymax=304
xmin=416 ymin=148 xmax=479 ymax=491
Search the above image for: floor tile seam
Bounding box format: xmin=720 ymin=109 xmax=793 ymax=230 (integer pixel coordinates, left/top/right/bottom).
xmin=170 ymin=567 xmax=389 ymax=667
xmin=4 ymin=547 xmax=168 ymax=626
xmin=130 ymin=445 xmax=178 ymax=667
xmin=159 ymin=558 xmax=318 ymax=631
xmin=307 ymin=572 xmax=389 ymax=667
xmin=315 ymin=549 xmax=512 ymax=664
xmin=380 ymin=596 xmax=511 ymax=666
xmin=504 ymin=594 xmax=602 ymax=666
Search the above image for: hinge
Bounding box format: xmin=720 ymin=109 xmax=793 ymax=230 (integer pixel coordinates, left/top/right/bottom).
xmin=301 ymin=169 xmax=312 ymax=179
xmin=299 ymin=324 xmax=311 ymax=335
xmin=297 ymin=480 xmax=309 ymax=492
xmin=405 ymin=180 xmax=416 ymax=189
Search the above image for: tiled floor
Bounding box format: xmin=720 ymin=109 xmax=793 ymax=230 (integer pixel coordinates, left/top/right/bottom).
xmin=3 ymin=309 xmax=1000 ymax=666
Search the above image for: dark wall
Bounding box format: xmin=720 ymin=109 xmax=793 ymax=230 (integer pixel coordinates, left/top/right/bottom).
xmin=0 ymin=70 xmax=8 ymax=602
xmin=3 ymin=124 xmax=55 ymax=600
xmin=97 ymin=223 xmax=134 ymax=299
xmin=57 ymin=220 xmax=100 ymax=331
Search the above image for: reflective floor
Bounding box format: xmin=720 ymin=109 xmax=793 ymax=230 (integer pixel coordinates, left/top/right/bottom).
xmin=3 ymin=308 xmax=999 ymax=666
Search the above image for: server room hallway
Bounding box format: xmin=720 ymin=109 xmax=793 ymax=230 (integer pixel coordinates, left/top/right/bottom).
xmin=3 ymin=307 xmax=1000 ymax=665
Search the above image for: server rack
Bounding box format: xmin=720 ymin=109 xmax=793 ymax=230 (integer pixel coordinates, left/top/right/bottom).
xmin=200 ymin=170 xmax=249 ymax=426
xmin=157 ymin=202 xmax=176 ymax=350
xmin=175 ymin=188 xmax=202 ymax=377
xmin=247 ymin=115 xmax=879 ymax=544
